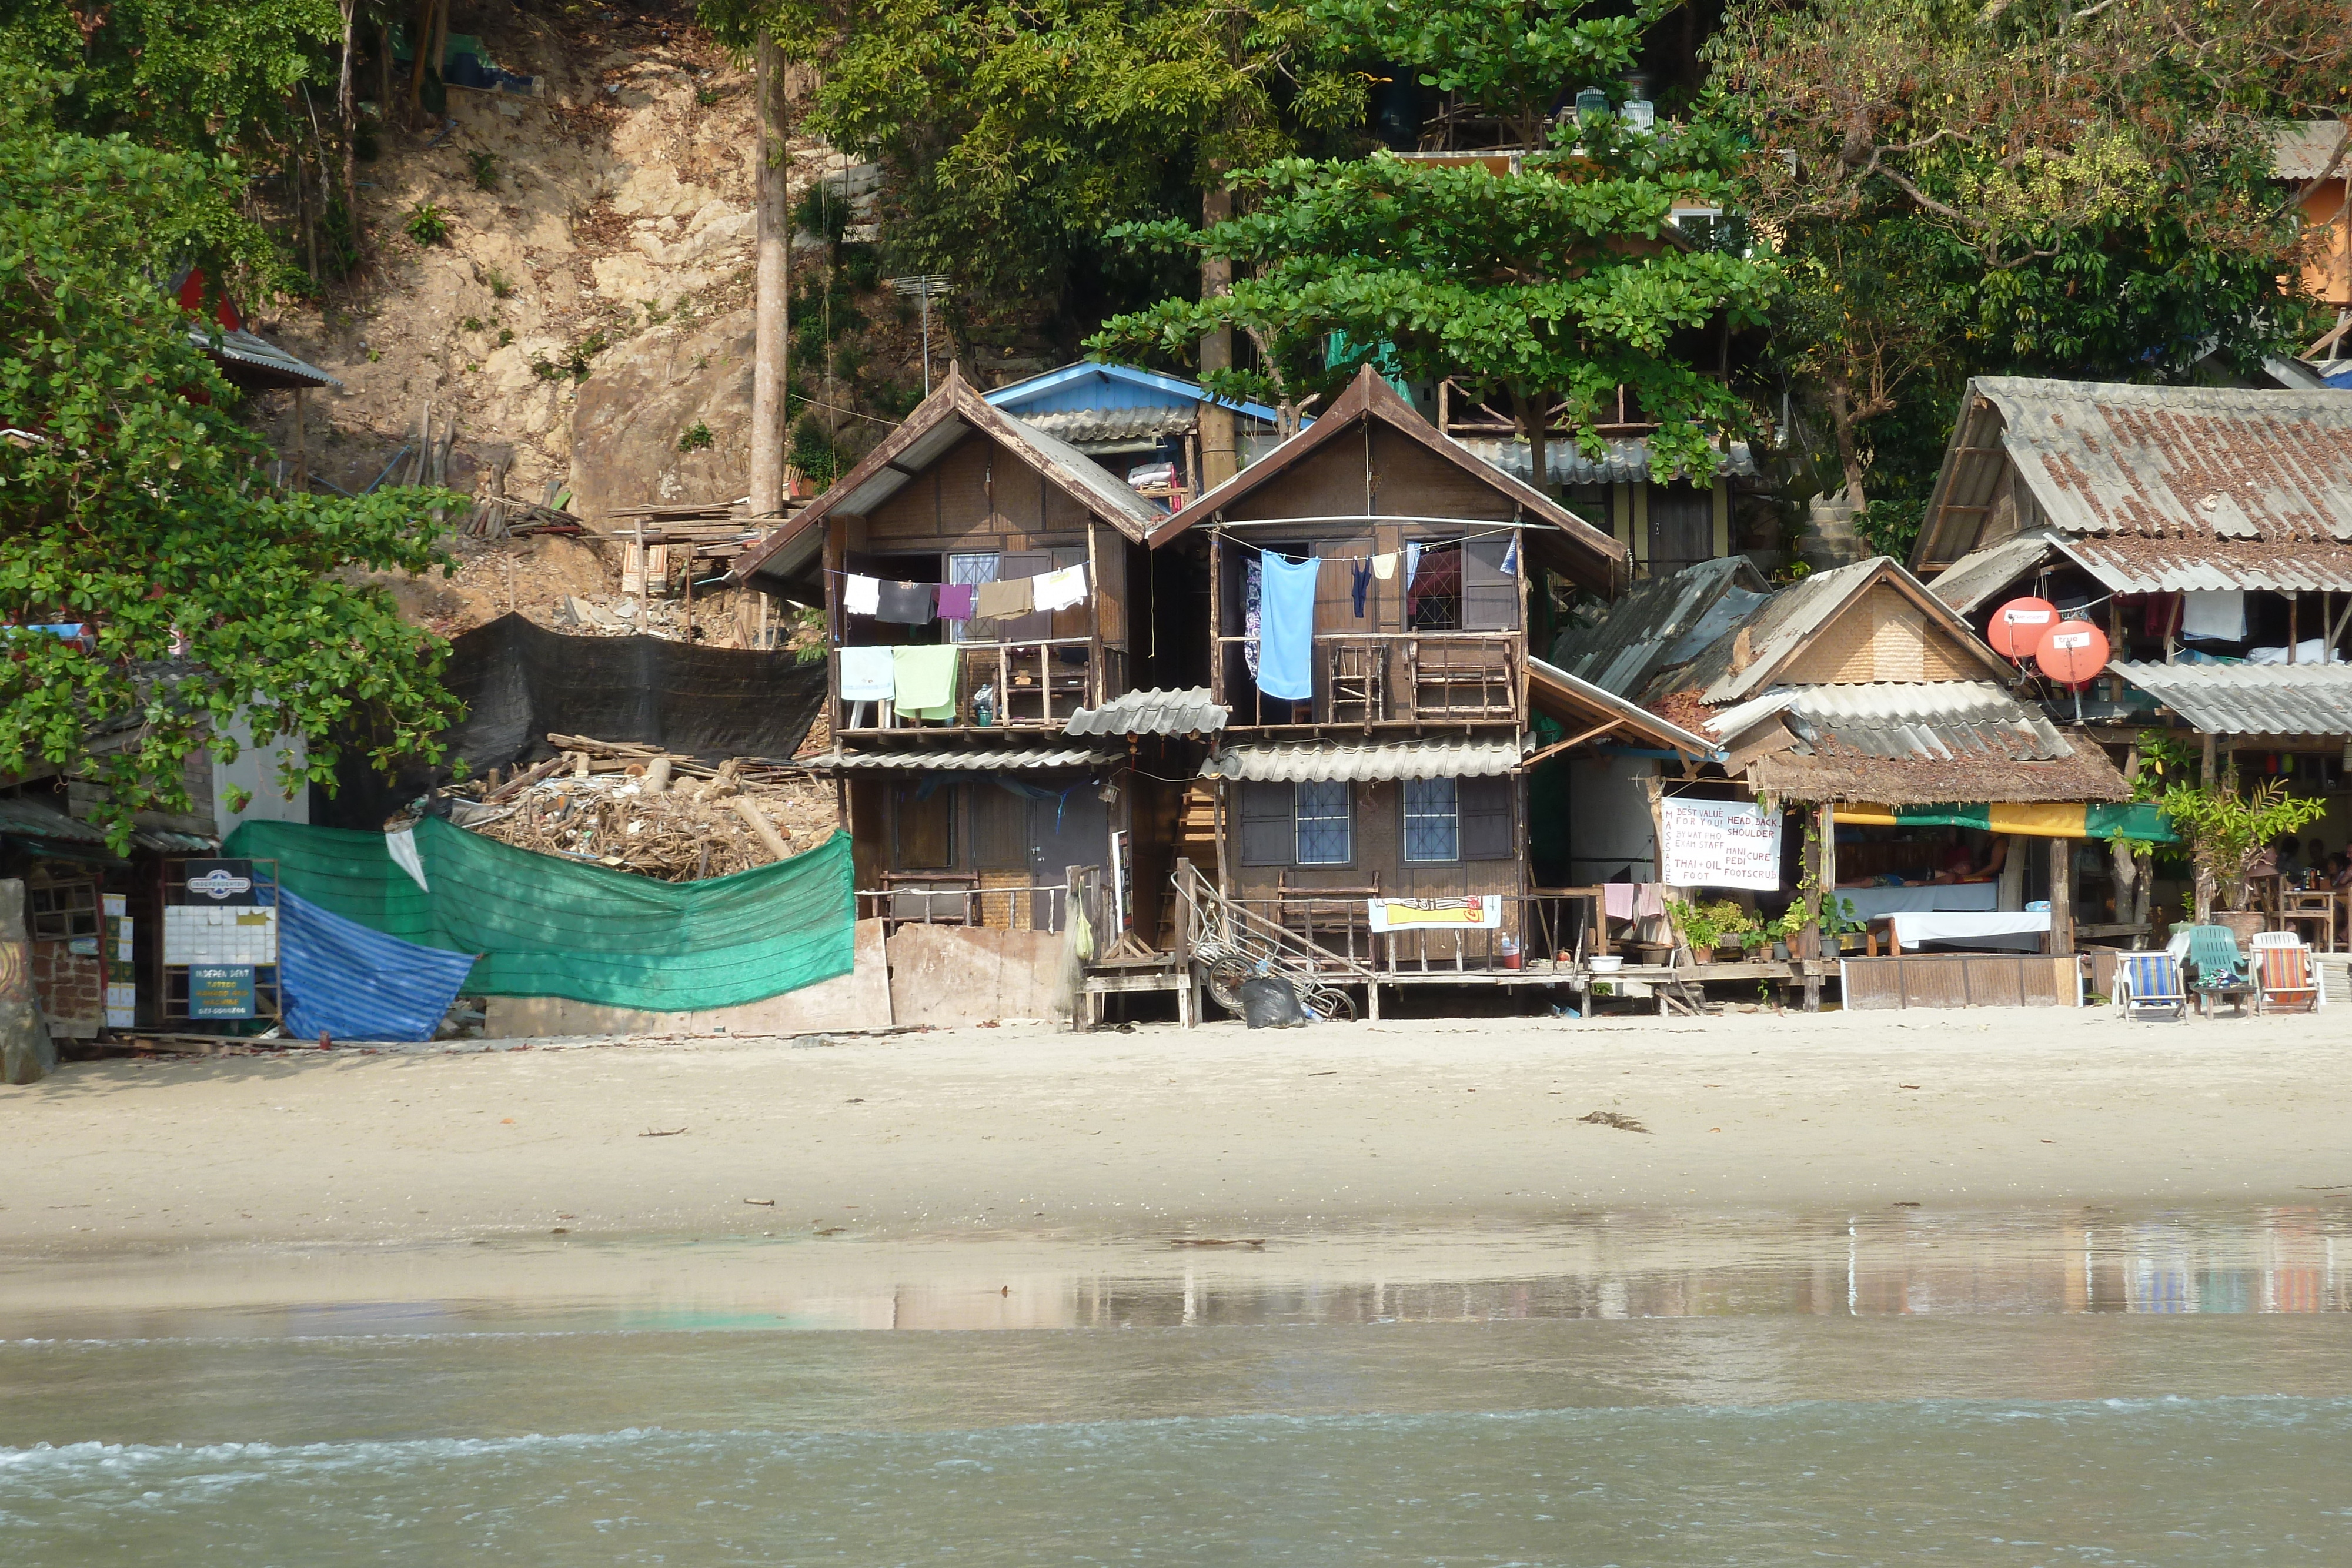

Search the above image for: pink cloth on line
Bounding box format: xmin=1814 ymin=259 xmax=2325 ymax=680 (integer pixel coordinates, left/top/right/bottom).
xmin=1635 ymin=884 xmax=1667 ymax=918
xmin=1603 ymin=884 xmax=1635 ymax=921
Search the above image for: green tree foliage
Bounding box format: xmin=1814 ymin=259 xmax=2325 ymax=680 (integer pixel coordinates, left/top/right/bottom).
xmin=1089 ymin=123 xmax=1777 ymax=482
xmin=1707 ymin=0 xmax=2352 ymax=551
xmin=700 ymin=0 xmax=1365 ymax=338
xmin=0 ymin=78 xmax=458 ymax=844
xmin=2159 ymin=780 xmax=2327 ymax=919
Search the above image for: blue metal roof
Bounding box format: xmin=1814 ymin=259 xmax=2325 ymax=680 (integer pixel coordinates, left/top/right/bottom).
xmin=981 ymin=362 xmax=1285 ymax=427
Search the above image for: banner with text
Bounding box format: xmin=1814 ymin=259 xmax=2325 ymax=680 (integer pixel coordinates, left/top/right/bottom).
xmin=1658 ymin=798 xmax=1783 ymax=890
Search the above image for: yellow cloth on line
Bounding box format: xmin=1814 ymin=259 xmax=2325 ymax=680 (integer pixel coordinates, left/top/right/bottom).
xmin=1986 ymin=802 xmax=2088 ymax=838
xmin=891 ymin=644 xmax=960 ymax=719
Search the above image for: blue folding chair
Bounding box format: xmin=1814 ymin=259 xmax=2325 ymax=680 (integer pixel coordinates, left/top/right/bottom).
xmin=2183 ymin=925 xmax=2254 ymax=1018
xmin=2116 ymin=951 xmax=2187 ymax=1021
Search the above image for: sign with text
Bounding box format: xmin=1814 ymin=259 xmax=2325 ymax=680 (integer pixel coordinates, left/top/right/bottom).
xmin=188 ymin=964 xmax=256 ymax=1019
xmin=1658 ymin=798 xmax=1784 ymax=890
xmin=1367 ymin=895 xmax=1503 ymax=933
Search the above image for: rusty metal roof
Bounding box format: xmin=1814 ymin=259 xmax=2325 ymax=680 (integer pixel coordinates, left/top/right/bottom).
xmin=2057 ymin=534 xmax=2352 ymax=594
xmin=1064 ymin=688 xmax=1227 ymax=737
xmin=1201 ymin=738 xmax=1522 ymax=782
xmin=1982 ymin=378 xmax=2352 ymax=542
xmin=2112 ymin=661 xmax=2352 ymax=736
xmin=1549 ymin=556 xmax=1771 ymax=696
xmin=1925 ymin=532 xmax=2063 ymax=613
xmin=1710 ymin=683 xmax=2130 ymax=804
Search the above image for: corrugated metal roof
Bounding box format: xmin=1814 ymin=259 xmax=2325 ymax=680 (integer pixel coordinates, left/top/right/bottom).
xmin=1526 ymin=657 xmax=1720 ymax=756
xmin=2057 ymin=534 xmax=2352 ymax=594
xmin=1548 ymin=556 xmax=1771 ymax=696
xmin=0 ymin=797 xmax=109 ymax=844
xmin=1455 ymin=434 xmax=1759 ymax=488
xmin=2272 ymin=120 xmax=2350 ymax=181
xmin=193 ymin=327 xmax=342 ymax=390
xmin=981 ymin=361 xmax=1285 ymax=427
xmin=2112 ymin=661 xmax=2352 ymax=735
xmin=1975 ymin=377 xmax=2352 ymax=543
xmin=803 ymin=747 xmax=1117 ymax=771
xmin=1925 ymin=531 xmax=2062 ymax=613
xmin=1710 ymin=683 xmax=2072 ymax=763
xmin=1017 ymin=407 xmax=1197 ymax=447
xmin=1201 ymin=738 xmax=1522 ymax=782
xmin=1064 ymin=688 xmax=1227 ymax=737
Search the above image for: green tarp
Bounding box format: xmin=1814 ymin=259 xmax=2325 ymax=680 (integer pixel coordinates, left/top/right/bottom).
xmin=223 ymin=817 xmax=854 ymax=1012
xmin=1872 ymin=802 xmax=2178 ymax=843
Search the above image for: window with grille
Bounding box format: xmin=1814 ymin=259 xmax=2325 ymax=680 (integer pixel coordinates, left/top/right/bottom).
xmin=1293 ymin=780 xmax=1352 ymax=865
xmin=947 ymin=552 xmax=1000 ymax=643
xmin=1406 ymin=541 xmax=1462 ymax=630
xmin=1402 ymin=777 xmax=1459 ymax=862
xmin=27 ymin=876 xmax=99 ymax=941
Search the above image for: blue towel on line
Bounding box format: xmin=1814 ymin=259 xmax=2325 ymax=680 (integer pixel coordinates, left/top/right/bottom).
xmin=1257 ymin=552 xmax=1320 ymax=702
xmin=278 ymin=889 xmax=480 ymax=1042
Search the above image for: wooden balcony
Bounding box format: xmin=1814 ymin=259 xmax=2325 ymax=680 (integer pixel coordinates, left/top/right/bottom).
xmin=1217 ymin=631 xmax=1521 ymax=729
xmin=838 ymin=637 xmax=1116 ymax=734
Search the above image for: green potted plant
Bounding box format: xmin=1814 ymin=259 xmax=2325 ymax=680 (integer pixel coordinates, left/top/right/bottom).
xmin=2157 ymin=779 xmax=2326 ymax=932
xmin=1666 ymin=898 xmax=1759 ymax=964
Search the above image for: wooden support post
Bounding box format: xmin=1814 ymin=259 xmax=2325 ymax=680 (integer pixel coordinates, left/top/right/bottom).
xmin=1084 ymin=516 xmax=1105 ymax=706
xmin=2049 ymin=834 xmax=2075 ymax=955
xmin=1802 ymin=801 xmax=1835 ymax=1012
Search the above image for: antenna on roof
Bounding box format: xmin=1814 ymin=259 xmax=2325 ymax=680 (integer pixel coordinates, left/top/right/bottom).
xmin=890 ymin=274 xmax=954 ymax=396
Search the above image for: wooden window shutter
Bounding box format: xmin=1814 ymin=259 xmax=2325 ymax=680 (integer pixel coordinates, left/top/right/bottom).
xmin=1458 ymin=775 xmax=1515 ymax=860
xmin=1461 ymin=538 xmax=1519 ymax=631
xmin=1237 ymin=780 xmax=1295 ymax=866
xmin=999 ymin=550 xmax=1055 ymax=643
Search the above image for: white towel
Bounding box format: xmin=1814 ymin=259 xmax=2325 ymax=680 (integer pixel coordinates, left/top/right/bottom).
xmin=1370 ymin=552 xmax=1398 ymax=581
xmin=838 ymin=645 xmax=894 ymax=699
xmin=1034 ymin=563 xmax=1088 ymax=612
xmin=843 ymin=574 xmax=880 ymax=617
xmin=2180 ymin=590 xmax=2244 ymax=641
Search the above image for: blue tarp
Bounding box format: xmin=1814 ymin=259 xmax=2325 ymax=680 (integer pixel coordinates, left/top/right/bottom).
xmin=278 ymin=890 xmax=478 ymax=1043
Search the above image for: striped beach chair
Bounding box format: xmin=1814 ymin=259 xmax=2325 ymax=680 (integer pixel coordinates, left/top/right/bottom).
xmin=2115 ymin=951 xmax=2187 ymax=1021
xmin=2251 ymin=932 xmax=2321 ymax=1015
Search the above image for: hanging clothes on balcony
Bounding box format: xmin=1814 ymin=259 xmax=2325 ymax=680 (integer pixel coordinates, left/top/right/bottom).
xmin=935 ymin=582 xmax=977 ymax=621
xmin=1034 ymin=563 xmax=1088 ymax=612
xmin=1257 ymin=551 xmax=1320 ymax=702
xmin=890 ymin=644 xmax=959 ymax=718
xmin=974 ymin=575 xmax=1032 ymax=620
xmin=1350 ymin=560 xmax=1372 ymax=617
xmin=876 ymin=580 xmax=937 ymax=624
xmin=842 ymin=574 xmax=880 ymax=616
xmin=838 ymin=646 xmax=894 ymax=700
xmin=1243 ymin=559 xmax=1262 ymax=679
xmin=1371 ymin=552 xmax=1398 ymax=581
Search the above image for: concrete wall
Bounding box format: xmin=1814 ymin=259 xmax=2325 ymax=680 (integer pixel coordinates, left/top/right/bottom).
xmin=483 ymin=917 xmax=1072 ymax=1038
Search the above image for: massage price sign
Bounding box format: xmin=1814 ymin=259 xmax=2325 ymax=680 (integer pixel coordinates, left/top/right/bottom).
xmin=1658 ymin=798 xmax=1784 ymax=891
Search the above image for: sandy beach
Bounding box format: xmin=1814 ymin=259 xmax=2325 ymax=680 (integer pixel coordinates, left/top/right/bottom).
xmin=5 ymin=1007 xmax=2348 ymax=1258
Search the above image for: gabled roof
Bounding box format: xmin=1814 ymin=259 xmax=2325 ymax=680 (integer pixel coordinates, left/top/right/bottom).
xmin=2272 ymin=120 xmax=2350 ymax=182
xmin=1147 ymin=367 xmax=1628 ymax=589
xmin=982 ymin=361 xmax=1284 ymax=428
xmin=1912 ymin=376 xmax=2352 ymax=572
xmin=1660 ymin=556 xmax=2012 ymax=706
xmin=1526 ymin=657 xmax=1719 ymax=758
xmin=1549 ymin=556 xmax=1771 ymax=696
xmin=733 ymin=367 xmax=1164 ymax=592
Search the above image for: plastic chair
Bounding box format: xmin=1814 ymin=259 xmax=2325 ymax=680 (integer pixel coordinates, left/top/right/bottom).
xmin=2183 ymin=924 xmax=2254 ymax=1018
xmin=2250 ymin=932 xmax=2322 ymax=1014
xmin=2115 ymin=952 xmax=2187 ymax=1022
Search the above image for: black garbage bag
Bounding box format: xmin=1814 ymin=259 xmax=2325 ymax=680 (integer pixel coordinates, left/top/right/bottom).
xmin=1236 ymin=974 xmax=1309 ymax=1029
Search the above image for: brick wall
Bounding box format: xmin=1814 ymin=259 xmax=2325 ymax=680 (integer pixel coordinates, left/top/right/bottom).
xmin=30 ymin=941 xmax=103 ymax=1038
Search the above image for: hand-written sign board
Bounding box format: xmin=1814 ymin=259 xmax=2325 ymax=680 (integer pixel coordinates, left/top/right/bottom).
xmin=1658 ymin=798 xmax=1784 ymax=891
xmin=188 ymin=964 xmax=256 ymax=1019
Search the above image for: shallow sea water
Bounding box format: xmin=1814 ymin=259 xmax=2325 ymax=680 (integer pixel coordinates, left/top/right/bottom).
xmin=3 ymin=1205 xmax=2348 ymax=1566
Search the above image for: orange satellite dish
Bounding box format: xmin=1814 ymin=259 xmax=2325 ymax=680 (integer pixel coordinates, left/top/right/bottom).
xmin=2034 ymin=619 xmax=2110 ymax=686
xmin=1988 ymin=597 xmax=2059 ymax=661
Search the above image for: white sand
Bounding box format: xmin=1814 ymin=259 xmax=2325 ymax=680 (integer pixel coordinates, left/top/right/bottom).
xmin=5 ymin=1007 xmax=2348 ymax=1256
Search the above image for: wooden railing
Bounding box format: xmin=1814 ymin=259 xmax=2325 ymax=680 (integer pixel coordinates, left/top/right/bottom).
xmin=1218 ymin=885 xmax=1605 ymax=975
xmin=1214 ymin=631 xmax=1520 ymax=727
xmin=858 ymin=879 xmax=1068 ymax=933
xmin=838 ymin=637 xmax=1112 ymax=733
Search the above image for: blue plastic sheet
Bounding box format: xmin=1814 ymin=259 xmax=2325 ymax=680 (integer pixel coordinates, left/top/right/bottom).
xmin=277 ymin=890 xmax=479 ymax=1043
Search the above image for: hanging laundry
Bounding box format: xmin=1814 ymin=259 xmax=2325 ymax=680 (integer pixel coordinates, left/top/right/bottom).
xmin=1244 ymin=559 xmax=1263 ymax=678
xmin=1257 ymin=552 xmax=1319 ymax=702
xmin=1350 ymin=560 xmax=1372 ymax=617
xmin=876 ymin=580 xmax=936 ymax=624
xmin=935 ymin=582 xmax=977 ymax=621
xmin=974 ymin=576 xmax=1032 ymax=620
xmin=1500 ymin=536 xmax=1519 ymax=576
xmin=2180 ymin=590 xmax=2246 ymax=641
xmin=1404 ymin=541 xmax=1423 ymax=585
xmin=1034 ymin=563 xmax=1088 ymax=612
xmin=842 ymin=574 xmax=880 ymax=617
xmin=1602 ymin=883 xmax=1635 ymax=921
xmin=1370 ymin=552 xmax=1398 ymax=581
xmin=890 ymin=644 xmax=960 ymax=718
xmin=1634 ymin=884 xmax=1668 ymax=919
xmin=838 ymin=646 xmax=894 ymax=700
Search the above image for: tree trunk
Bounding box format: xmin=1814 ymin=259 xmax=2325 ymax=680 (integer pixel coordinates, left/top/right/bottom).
xmin=1197 ymin=183 xmax=1238 ymax=486
xmin=747 ymin=33 xmax=793 ymax=517
xmin=405 ymin=0 xmax=431 ymax=126
xmin=1823 ymin=370 xmax=1868 ymax=506
xmin=1510 ymin=387 xmax=1550 ymax=500
xmin=339 ymin=0 xmax=359 ymax=260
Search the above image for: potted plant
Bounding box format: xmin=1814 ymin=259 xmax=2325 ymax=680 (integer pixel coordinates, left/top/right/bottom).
xmin=1666 ymin=898 xmax=1758 ymax=964
xmin=2157 ymin=779 xmax=2326 ymax=931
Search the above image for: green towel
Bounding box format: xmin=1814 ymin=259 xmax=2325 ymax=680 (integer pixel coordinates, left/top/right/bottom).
xmin=892 ymin=644 xmax=959 ymax=718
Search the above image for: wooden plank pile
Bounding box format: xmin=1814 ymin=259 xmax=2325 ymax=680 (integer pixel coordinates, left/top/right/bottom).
xmin=443 ymin=734 xmax=838 ymax=881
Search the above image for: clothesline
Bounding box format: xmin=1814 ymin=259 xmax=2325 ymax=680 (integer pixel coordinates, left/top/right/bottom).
xmin=838 ymin=561 xmax=1090 ymax=627
xmin=1214 ymin=521 xmax=1525 ymax=564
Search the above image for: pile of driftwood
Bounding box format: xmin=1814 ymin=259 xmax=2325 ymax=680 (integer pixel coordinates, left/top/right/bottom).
xmin=445 ymin=734 xmax=838 ymax=881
